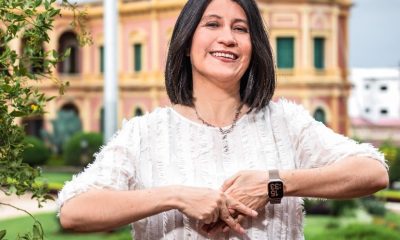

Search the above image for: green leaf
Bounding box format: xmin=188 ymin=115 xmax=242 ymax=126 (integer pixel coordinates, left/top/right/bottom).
xmin=0 ymin=230 xmax=6 ymax=240
xmin=10 ymin=111 xmax=26 ymax=117
xmin=32 ymin=222 xmax=42 ymax=239
xmin=34 ymin=0 xmax=43 ymax=8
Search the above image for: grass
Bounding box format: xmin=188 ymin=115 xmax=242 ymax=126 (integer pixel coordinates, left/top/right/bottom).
xmin=0 ymin=212 xmax=131 ymax=240
xmin=375 ymin=189 xmax=400 ymax=201
xmin=33 ymin=172 xmax=74 ymax=192
xmin=304 ymin=210 xmax=400 ymax=240
xmin=2 ymin=210 xmax=400 ymax=240
xmin=37 ymin=172 xmax=74 ymax=185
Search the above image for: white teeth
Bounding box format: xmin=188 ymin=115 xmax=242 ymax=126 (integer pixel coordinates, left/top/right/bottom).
xmin=211 ymin=52 xmax=236 ymax=60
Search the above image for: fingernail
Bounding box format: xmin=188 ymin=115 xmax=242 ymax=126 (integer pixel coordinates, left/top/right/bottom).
xmin=252 ymin=210 xmax=258 ymax=216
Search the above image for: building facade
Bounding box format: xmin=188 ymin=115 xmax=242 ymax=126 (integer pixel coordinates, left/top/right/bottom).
xmin=19 ymin=0 xmax=352 ymax=137
xmin=349 ymin=68 xmax=400 ymax=146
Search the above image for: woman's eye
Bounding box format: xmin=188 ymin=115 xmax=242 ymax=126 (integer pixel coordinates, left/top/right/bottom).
xmin=234 ymin=26 xmax=248 ymax=33
xmin=205 ymin=22 xmax=219 ymax=28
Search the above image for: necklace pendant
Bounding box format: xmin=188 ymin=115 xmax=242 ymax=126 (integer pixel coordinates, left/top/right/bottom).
xmin=222 ymin=134 xmax=229 ymax=153
xmin=222 ymin=134 xmax=227 ymax=140
xmin=224 ymin=144 xmax=229 ymax=153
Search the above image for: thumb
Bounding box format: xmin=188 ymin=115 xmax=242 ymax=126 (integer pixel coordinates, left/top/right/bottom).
xmin=221 ymin=174 xmax=239 ymax=192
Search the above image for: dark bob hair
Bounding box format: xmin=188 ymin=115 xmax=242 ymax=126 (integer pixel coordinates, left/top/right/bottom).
xmin=165 ymin=0 xmax=276 ymax=111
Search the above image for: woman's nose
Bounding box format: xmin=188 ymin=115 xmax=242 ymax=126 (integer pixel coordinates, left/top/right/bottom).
xmin=217 ymin=27 xmax=237 ymax=47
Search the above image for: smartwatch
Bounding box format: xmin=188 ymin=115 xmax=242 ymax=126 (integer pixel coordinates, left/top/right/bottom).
xmin=268 ymin=169 xmax=284 ymax=204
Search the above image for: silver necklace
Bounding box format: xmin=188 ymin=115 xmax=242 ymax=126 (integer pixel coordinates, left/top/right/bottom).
xmin=194 ymin=104 xmax=243 ymax=152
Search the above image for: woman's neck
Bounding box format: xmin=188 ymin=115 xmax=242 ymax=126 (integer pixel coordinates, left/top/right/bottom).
xmin=173 ymin=77 xmax=247 ymax=127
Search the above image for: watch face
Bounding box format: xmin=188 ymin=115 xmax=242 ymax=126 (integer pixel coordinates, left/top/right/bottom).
xmin=268 ymin=181 xmax=284 ymax=199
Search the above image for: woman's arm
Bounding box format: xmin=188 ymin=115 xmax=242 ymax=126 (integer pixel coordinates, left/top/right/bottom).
xmin=205 ymin=156 xmax=388 ymax=235
xmin=60 ymin=187 xmax=178 ymax=232
xmin=220 ymin=157 xmax=388 ymax=209
xmin=282 ymin=156 xmax=388 ymax=198
xmin=60 ymin=185 xmax=257 ymax=233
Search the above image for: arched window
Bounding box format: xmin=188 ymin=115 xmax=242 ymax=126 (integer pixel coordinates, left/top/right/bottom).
xmin=58 ymin=31 xmax=80 ymax=74
xmin=61 ymin=102 xmax=80 ymax=116
xmin=313 ymin=107 xmax=326 ymax=124
xmin=134 ymin=107 xmax=144 ymax=116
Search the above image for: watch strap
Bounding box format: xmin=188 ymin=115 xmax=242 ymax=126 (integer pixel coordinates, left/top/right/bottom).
xmin=269 ymin=169 xmax=280 ymax=180
xmin=269 ymin=198 xmax=282 ymax=204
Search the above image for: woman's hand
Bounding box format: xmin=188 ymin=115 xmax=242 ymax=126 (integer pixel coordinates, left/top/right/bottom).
xmin=203 ymin=170 xmax=269 ymax=235
xmin=176 ymin=186 xmax=258 ymax=234
xmin=222 ymin=170 xmax=269 ymax=209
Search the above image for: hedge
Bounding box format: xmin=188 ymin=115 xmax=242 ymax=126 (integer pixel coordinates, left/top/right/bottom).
xmin=63 ymin=132 xmax=103 ymax=167
xmin=22 ymin=136 xmax=51 ymax=166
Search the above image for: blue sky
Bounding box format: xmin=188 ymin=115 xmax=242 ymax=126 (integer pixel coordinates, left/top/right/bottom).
xmin=350 ymin=0 xmax=400 ymax=68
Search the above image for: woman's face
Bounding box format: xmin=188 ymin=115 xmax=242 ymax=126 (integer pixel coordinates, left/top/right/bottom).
xmin=190 ymin=0 xmax=252 ymax=86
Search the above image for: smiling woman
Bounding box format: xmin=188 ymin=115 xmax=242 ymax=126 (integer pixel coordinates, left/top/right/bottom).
xmin=57 ymin=0 xmax=388 ymax=239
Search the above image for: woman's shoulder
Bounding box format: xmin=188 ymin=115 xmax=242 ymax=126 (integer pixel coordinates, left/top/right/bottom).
xmin=266 ymin=98 xmax=312 ymax=118
xmin=122 ymin=107 xmax=172 ymax=128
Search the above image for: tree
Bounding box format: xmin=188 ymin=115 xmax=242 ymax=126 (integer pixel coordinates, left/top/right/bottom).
xmin=0 ymin=0 xmax=91 ymax=239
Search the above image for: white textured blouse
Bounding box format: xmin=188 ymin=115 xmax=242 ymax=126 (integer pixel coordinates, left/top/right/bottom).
xmin=57 ymin=99 xmax=386 ymax=240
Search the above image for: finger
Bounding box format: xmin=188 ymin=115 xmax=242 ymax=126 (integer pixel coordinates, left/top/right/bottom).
xmin=228 ymin=198 xmax=258 ymax=217
xmin=223 ymin=214 xmax=244 ymax=233
xmin=228 ymin=208 xmax=235 ymax=215
xmin=203 ymin=217 xmax=213 ymax=225
xmin=237 ymin=214 xmax=245 ymax=223
xmin=213 ymin=207 xmax=220 ymax=223
xmin=220 ymin=205 xmax=245 ymax=234
xmin=223 ymin=225 xmax=230 ymax=233
xmin=220 ymin=174 xmax=239 ymax=192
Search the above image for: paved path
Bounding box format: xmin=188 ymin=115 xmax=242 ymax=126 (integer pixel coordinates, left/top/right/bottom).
xmin=0 ymin=192 xmax=57 ymax=220
xmin=386 ymin=202 xmax=400 ymax=214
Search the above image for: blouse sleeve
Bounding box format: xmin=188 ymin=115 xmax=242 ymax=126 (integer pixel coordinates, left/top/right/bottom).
xmin=280 ymin=100 xmax=388 ymax=170
xmin=56 ymin=118 xmax=141 ymax=211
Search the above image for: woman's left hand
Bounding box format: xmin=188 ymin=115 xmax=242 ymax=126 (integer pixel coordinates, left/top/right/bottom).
xmin=202 ymin=170 xmax=269 ymax=235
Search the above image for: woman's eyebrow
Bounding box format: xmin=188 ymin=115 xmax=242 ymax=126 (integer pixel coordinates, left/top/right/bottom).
xmin=232 ymin=18 xmax=248 ymax=25
xmin=201 ymin=14 xmax=248 ymax=25
xmin=201 ymin=14 xmax=222 ymax=21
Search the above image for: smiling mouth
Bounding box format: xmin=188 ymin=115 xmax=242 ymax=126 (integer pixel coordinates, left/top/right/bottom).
xmin=210 ymin=51 xmax=238 ymax=60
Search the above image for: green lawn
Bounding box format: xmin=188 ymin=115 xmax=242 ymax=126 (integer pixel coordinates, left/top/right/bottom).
xmin=37 ymin=172 xmax=74 ymax=185
xmin=304 ymin=211 xmax=400 ymax=240
xmin=1 ymin=210 xmax=400 ymax=240
xmin=375 ymin=189 xmax=400 ymax=201
xmin=33 ymin=172 xmax=75 ymax=192
xmin=0 ymin=212 xmax=131 ymax=240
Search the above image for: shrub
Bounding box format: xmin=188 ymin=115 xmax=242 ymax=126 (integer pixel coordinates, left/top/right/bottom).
xmin=360 ymin=198 xmax=386 ymax=216
xmin=329 ymin=199 xmax=359 ymax=216
xmin=325 ymin=220 xmax=340 ymax=229
xmin=63 ymin=132 xmax=103 ymax=167
xmin=22 ymin=136 xmax=51 ymax=166
xmin=303 ymin=199 xmax=331 ymax=215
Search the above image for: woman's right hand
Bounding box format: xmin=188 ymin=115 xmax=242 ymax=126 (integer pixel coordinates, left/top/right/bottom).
xmin=176 ymin=186 xmax=258 ymax=234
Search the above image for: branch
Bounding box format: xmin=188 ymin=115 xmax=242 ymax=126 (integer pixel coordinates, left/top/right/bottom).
xmin=0 ymin=202 xmax=38 ymax=221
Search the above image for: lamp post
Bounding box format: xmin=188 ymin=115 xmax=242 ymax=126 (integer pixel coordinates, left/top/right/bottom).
xmin=103 ymin=0 xmax=119 ymax=143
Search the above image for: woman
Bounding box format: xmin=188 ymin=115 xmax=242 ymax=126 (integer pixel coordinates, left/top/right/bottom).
xmin=58 ymin=0 xmax=388 ymax=239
